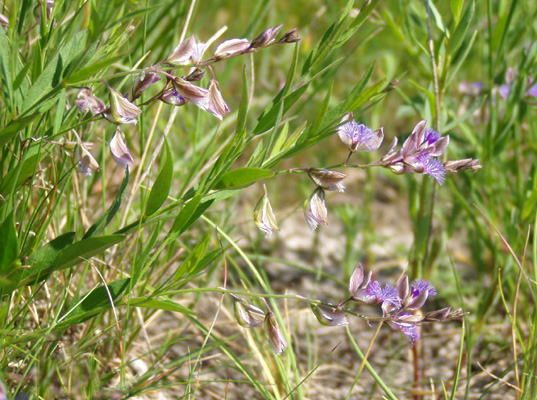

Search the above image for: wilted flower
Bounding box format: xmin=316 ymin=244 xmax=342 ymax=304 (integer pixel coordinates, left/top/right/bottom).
xmin=278 ymin=28 xmax=301 ymax=43
xmin=166 ymin=35 xmax=208 ymax=66
xmin=250 ymin=24 xmax=283 ymax=49
xmin=304 ymin=189 xmax=328 ymax=230
xmin=214 ymin=38 xmax=250 ymax=60
xmin=110 ymin=127 xmax=133 ymax=170
xmin=308 ymin=168 xmax=346 ymax=192
xmin=207 ymin=79 xmax=230 ymax=120
xmin=310 ymin=304 xmax=348 ymax=326
xmin=159 ymin=89 xmax=189 ymax=106
xmin=172 ymin=78 xmax=211 ymax=113
xmin=78 ymin=143 xmax=100 ymax=176
xmin=106 ymin=87 xmax=143 ymax=125
xmin=337 ymin=113 xmax=384 ymax=154
xmin=264 ymin=310 xmax=288 ymax=354
xmin=75 ymin=88 xmax=106 ymax=115
xmin=254 ymin=188 xmax=279 ymax=237
xmin=229 ymin=294 xmax=266 ymax=328
xmin=132 ymin=72 xmax=161 ymax=100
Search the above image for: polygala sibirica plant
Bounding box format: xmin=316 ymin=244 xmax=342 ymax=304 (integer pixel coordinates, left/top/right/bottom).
xmin=4 ymin=0 xmax=518 ymax=397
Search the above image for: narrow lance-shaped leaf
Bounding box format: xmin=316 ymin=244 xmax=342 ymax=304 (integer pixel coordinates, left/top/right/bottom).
xmin=83 ymin=170 xmax=129 ymax=239
xmin=0 ymin=212 xmax=18 ymax=271
xmin=146 ymin=140 xmax=173 ymax=216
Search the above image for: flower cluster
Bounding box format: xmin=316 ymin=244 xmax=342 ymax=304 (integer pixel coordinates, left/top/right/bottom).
xmin=228 ymin=263 xmax=464 ymax=351
xmin=333 ymin=263 xmax=465 ymax=346
xmin=338 ymin=116 xmax=481 ymax=185
xmin=72 ymin=24 xmax=300 ymax=175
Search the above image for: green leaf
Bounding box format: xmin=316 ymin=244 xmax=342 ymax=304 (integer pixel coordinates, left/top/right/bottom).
xmin=235 ymin=67 xmax=249 ymax=136
xmin=269 ymin=122 xmax=289 ymax=160
xmin=57 ymin=278 xmax=131 ymax=328
xmin=0 ymin=26 xmax=14 ymax=113
xmin=0 ymin=144 xmax=43 ymax=196
xmin=174 ymin=236 xmax=210 ymax=281
xmin=214 ymin=168 xmax=274 ymax=190
xmin=170 ymin=195 xmax=202 ymax=235
xmin=20 ymin=31 xmax=87 ymax=115
xmin=0 ymin=212 xmax=18 ymax=271
xmin=128 ymin=297 xmax=195 ymax=315
xmin=145 ymin=141 xmax=173 ymax=216
xmin=66 ymin=54 xmax=123 ymax=84
xmin=52 ymin=234 xmax=125 ymax=271
xmin=0 ymin=113 xmax=39 ymax=148
xmin=53 ymin=90 xmax=67 ymax=134
xmin=447 ymin=0 xmax=475 ymax=57
xmin=451 ymin=0 xmax=464 ymax=24
xmin=83 ymin=169 xmax=129 ymax=239
xmin=23 ymin=232 xmax=76 ymax=282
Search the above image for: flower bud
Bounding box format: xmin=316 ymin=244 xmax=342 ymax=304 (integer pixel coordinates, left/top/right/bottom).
xmin=349 ymin=263 xmax=365 ymax=297
xmin=0 ymin=13 xmax=9 ymax=28
xmin=310 ymin=304 xmax=348 ymax=327
xmin=110 ymin=127 xmax=133 ymax=170
xmin=264 ymin=311 xmax=287 ymax=354
xmin=405 ymin=289 xmax=429 ymax=311
xmin=159 ymin=89 xmax=189 ymax=106
xmin=303 ymin=189 xmax=328 ymax=230
xmin=207 ymin=79 xmax=230 ymax=120
xmin=185 ymin=68 xmax=206 ymax=82
xmin=254 ymin=189 xmax=279 ymax=238
xmin=444 ymin=158 xmax=482 ymax=173
xmin=278 ymin=28 xmax=301 ymax=43
xmin=132 ymin=72 xmax=161 ymax=100
xmin=166 ymin=35 xmax=196 ymax=66
xmin=250 ymin=24 xmax=283 ymax=48
xmin=78 ymin=143 xmax=100 ymax=176
xmin=397 ymin=275 xmax=409 ymax=301
xmin=230 ymin=294 xmax=265 ymax=328
xmin=423 ymin=307 xmax=451 ymax=322
xmin=214 ymin=38 xmax=250 ymax=60
xmin=308 ymin=168 xmax=346 ymax=192
xmin=75 ymin=88 xmax=106 ymax=115
xmin=107 ymin=87 xmax=143 ymax=125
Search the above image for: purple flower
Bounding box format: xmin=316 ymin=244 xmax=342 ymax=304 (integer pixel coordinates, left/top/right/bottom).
xmin=364 ymin=281 xmax=402 ymax=312
xmin=411 ymin=279 xmax=437 ymax=297
xmin=337 ymin=113 xmax=383 ymax=162
xmin=388 ymin=316 xmax=421 ymax=346
xmin=422 ymin=156 xmax=446 ymax=185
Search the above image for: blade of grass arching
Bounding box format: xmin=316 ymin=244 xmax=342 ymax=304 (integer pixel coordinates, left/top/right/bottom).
xmin=282 ymin=344 xmax=340 ymax=400
xmin=186 ymin=314 xmax=276 ymax=400
xmin=83 ymin=169 xmax=129 ymax=239
xmin=201 ymin=216 xmax=303 ymax=399
xmin=497 ymin=270 xmax=526 ymax=353
xmin=344 ymin=327 xmax=399 ymax=400
xmin=449 ymin=251 xmax=470 ymax=400
xmin=449 ymin=320 xmax=467 ymax=400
